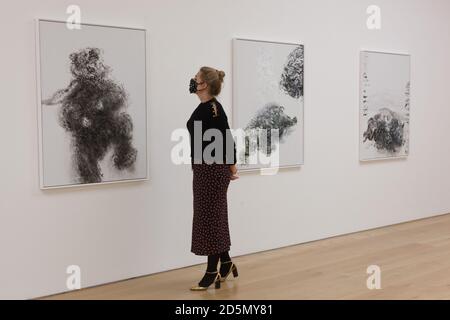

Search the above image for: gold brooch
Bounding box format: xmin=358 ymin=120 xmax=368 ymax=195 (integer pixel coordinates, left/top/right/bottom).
xmin=211 ymin=103 xmax=219 ymax=117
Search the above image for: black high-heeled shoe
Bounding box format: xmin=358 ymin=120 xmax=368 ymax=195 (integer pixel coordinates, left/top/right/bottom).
xmin=190 ymin=271 xmax=221 ymax=291
xmin=219 ymin=261 xmax=239 ymax=282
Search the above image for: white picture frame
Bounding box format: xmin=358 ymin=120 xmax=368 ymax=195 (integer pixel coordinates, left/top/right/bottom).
xmin=35 ymin=19 xmax=149 ymax=189
xmin=359 ymin=49 xmax=411 ymax=162
xmin=232 ymin=38 xmax=305 ymax=172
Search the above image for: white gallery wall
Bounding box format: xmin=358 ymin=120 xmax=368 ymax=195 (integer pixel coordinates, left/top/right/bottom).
xmin=1 ymin=0 xmax=449 ymax=299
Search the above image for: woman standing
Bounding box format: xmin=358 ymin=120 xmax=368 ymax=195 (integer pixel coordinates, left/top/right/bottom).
xmin=186 ymin=67 xmax=239 ymax=291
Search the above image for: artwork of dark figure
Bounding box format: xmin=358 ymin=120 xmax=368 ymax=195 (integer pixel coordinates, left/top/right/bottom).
xmin=233 ymin=38 xmax=304 ymax=168
xmin=363 ymin=108 xmax=405 ymax=154
xmin=241 ymin=104 xmax=298 ymax=163
xmin=42 ymin=47 xmax=137 ymax=184
xmin=359 ymin=51 xmax=410 ymax=160
xmin=279 ymin=46 xmax=304 ymax=99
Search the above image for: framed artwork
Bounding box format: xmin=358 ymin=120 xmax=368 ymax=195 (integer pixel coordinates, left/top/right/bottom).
xmin=36 ymin=19 xmax=148 ymax=189
xmin=232 ymin=38 xmax=304 ymax=171
xmin=359 ymin=50 xmax=411 ymax=161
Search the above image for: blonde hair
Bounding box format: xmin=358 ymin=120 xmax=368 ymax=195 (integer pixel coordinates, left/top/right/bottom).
xmin=199 ymin=66 xmax=225 ymax=96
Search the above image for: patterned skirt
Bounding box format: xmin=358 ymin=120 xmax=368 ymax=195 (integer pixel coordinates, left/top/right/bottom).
xmin=191 ymin=163 xmax=232 ymax=256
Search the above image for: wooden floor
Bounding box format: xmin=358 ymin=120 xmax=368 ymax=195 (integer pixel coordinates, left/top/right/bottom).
xmin=42 ymin=213 xmax=450 ymax=300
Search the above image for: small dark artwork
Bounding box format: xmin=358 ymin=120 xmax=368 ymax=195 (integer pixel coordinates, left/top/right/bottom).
xmin=279 ymin=46 xmax=304 ymax=99
xmin=241 ymin=104 xmax=298 ymax=163
xmin=359 ymin=51 xmax=410 ymax=160
xmin=42 ymin=47 xmax=137 ymax=184
xmin=363 ymin=108 xmax=405 ymax=154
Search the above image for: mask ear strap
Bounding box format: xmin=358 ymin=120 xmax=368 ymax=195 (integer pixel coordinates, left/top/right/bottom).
xmin=197 ymin=81 xmax=206 ymax=91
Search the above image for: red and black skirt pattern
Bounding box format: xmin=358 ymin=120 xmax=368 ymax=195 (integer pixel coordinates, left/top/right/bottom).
xmin=191 ymin=163 xmax=232 ymax=256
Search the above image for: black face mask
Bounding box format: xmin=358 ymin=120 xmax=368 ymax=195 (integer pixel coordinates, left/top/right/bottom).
xmin=189 ymin=78 xmax=198 ymax=94
xmin=189 ymin=78 xmax=204 ymax=94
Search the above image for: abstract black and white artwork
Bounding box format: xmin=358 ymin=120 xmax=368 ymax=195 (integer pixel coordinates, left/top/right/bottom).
xmin=36 ymin=20 xmax=148 ymax=189
xmin=359 ymin=51 xmax=410 ymax=161
xmin=232 ymin=38 xmax=304 ymax=171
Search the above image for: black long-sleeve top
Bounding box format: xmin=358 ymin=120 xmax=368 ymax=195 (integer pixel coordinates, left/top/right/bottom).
xmin=186 ymin=97 xmax=237 ymax=166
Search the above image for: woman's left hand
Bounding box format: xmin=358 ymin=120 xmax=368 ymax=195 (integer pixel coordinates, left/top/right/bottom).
xmin=230 ymin=164 xmax=239 ymax=180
